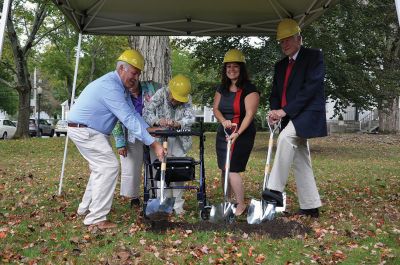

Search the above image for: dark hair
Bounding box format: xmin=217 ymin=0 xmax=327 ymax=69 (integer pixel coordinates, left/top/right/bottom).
xmin=220 ymin=62 xmax=250 ymax=91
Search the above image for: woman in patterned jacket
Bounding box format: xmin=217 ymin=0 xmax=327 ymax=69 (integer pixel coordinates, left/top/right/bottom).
xmin=143 ymin=74 xmax=195 ymax=215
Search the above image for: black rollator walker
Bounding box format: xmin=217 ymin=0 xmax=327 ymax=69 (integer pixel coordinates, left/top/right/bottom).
xmin=143 ymin=127 xmax=211 ymax=221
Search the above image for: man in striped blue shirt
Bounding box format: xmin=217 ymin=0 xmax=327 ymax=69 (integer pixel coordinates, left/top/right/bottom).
xmin=67 ymin=50 xmax=164 ymax=230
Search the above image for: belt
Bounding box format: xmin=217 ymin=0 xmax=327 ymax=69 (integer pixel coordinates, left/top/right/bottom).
xmin=68 ymin=123 xmax=88 ymax=128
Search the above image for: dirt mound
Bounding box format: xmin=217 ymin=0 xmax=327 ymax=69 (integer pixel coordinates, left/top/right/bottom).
xmin=145 ymin=218 xmax=311 ymax=239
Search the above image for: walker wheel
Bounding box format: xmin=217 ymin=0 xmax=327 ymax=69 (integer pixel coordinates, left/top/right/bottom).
xmin=200 ymin=208 xmax=210 ymax=220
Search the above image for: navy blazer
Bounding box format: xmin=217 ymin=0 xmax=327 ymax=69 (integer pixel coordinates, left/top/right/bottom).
xmin=270 ymin=46 xmax=327 ymax=138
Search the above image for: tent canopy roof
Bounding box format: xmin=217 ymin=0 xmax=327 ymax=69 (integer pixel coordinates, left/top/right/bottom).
xmin=52 ymin=0 xmax=335 ymax=36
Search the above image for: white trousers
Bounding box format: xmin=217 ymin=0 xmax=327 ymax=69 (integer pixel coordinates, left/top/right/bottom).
xmin=68 ymin=127 xmax=119 ymax=225
xmin=119 ymin=140 xmax=143 ymax=198
xmin=150 ymin=137 xmax=185 ymax=214
xmin=267 ymin=121 xmax=322 ymax=209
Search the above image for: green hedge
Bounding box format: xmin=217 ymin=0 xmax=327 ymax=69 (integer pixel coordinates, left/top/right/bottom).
xmin=191 ymin=122 xmax=219 ymax=132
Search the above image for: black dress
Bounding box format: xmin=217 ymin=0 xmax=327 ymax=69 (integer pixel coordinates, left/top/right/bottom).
xmin=215 ymin=82 xmax=258 ymax=172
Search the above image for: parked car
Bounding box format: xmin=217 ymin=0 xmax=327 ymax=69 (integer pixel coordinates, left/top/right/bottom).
xmin=55 ymin=120 xmax=68 ymax=137
xmin=29 ymin=119 xmax=55 ymax=137
xmin=0 ymin=119 xmax=17 ymax=139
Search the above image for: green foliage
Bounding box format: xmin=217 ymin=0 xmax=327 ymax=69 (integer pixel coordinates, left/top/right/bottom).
xmin=0 ymin=85 xmax=18 ymax=115
xmin=191 ymin=122 xmax=219 ymax=132
xmin=303 ymin=0 xmax=400 ymax=115
xmin=38 ymin=19 xmax=130 ymax=114
xmin=0 ymin=42 xmax=18 ymax=115
xmin=173 ymin=1 xmax=400 ymax=116
xmin=173 ymin=37 xmax=281 ymax=108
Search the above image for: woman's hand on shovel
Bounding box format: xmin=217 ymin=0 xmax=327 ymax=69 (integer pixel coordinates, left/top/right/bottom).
xmin=227 ymin=131 xmax=240 ymax=143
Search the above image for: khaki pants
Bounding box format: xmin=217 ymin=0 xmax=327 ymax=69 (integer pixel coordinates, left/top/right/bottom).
xmin=267 ymin=121 xmax=322 ymax=209
xmin=68 ymin=127 xmax=119 ymax=225
xmin=119 ymin=140 xmax=143 ymax=198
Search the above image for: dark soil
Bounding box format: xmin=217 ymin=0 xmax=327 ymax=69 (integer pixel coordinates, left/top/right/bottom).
xmin=145 ymin=217 xmax=311 ymax=239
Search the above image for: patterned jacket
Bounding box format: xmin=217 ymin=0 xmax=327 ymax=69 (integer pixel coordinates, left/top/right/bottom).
xmin=142 ymin=86 xmax=195 ymax=154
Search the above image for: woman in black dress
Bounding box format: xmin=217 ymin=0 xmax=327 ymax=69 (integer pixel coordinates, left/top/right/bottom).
xmin=212 ymin=49 xmax=260 ymax=216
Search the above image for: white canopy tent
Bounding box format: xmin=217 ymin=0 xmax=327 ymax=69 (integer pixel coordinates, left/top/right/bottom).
xmin=52 ymin=0 xmax=336 ymax=36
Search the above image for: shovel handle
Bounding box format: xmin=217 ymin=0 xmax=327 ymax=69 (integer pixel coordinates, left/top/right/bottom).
xmin=263 ymin=120 xmax=281 ymax=190
xmin=223 ymin=123 xmax=238 ymax=138
xmin=160 ymin=140 xmax=168 ymax=202
xmin=223 ymin=124 xmax=237 ymax=200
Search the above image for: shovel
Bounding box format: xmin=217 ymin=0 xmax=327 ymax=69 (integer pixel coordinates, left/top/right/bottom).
xmin=247 ymin=120 xmax=286 ymax=224
xmin=145 ymin=138 xmax=175 ymax=221
xmin=209 ymin=124 xmax=237 ymax=223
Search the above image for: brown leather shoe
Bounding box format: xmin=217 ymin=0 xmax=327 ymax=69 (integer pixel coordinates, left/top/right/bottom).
xmin=89 ymin=220 xmax=117 ymax=230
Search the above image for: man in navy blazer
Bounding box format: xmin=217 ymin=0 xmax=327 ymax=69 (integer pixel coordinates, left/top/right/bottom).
xmin=263 ymin=19 xmax=327 ymax=218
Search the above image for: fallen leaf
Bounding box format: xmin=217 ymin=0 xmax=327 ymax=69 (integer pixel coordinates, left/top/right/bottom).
xmin=255 ymin=254 xmax=266 ymax=263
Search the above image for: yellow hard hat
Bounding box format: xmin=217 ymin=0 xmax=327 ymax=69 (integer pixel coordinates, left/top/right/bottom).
xmin=223 ymin=49 xmax=246 ymax=63
xmin=169 ymin=74 xmax=191 ymax=103
xmin=276 ymin=19 xmax=301 ymax=41
xmin=117 ymin=49 xmax=144 ymax=71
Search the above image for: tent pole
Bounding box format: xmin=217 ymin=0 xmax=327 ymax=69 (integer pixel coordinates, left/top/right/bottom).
xmin=0 ymin=0 xmax=11 ymax=59
xmin=396 ymin=0 xmax=400 ymax=26
xmin=58 ymin=32 xmax=82 ymax=196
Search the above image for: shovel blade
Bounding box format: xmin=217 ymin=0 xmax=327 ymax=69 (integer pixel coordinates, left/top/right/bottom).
xmin=209 ymin=203 xmax=224 ymax=223
xmin=260 ymin=202 xmax=276 ymax=221
xmin=247 ymin=199 xmax=263 ymax=224
xmin=209 ymin=202 xmax=234 ymax=223
xmin=145 ymin=197 xmax=175 ymax=221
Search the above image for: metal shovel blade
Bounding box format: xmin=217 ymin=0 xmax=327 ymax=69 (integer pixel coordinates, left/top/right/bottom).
xmin=209 ymin=202 xmax=234 ymax=223
xmin=247 ymin=199 xmax=263 ymax=224
xmin=145 ymin=197 xmax=175 ymax=221
xmin=260 ymin=201 xmax=277 ymax=222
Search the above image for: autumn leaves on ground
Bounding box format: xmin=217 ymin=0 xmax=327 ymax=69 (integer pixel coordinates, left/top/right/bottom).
xmin=0 ymin=133 xmax=399 ymax=264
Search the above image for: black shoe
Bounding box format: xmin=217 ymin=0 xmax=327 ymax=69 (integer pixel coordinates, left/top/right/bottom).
xmin=296 ymin=208 xmax=319 ymax=218
xmin=262 ymin=189 xmax=283 ymax=207
xmin=130 ymin=198 xmax=140 ymax=208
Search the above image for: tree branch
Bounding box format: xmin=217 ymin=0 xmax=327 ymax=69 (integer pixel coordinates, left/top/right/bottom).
xmin=0 ymin=61 xmax=17 ymax=75
xmin=31 ymin=22 xmax=66 ymax=48
xmin=22 ymin=2 xmax=48 ymax=55
xmin=0 ymin=78 xmax=14 ymax=88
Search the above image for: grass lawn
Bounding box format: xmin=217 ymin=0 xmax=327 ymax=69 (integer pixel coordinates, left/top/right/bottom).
xmin=0 ymin=132 xmax=399 ymax=264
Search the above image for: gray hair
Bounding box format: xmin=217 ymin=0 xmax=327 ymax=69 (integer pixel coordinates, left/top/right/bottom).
xmin=116 ymin=61 xmax=130 ymax=71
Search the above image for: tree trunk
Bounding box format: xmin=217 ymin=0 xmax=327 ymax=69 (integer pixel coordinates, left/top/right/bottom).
xmin=6 ymin=0 xmax=47 ymax=138
xmin=15 ymin=88 xmax=31 ymax=138
xmin=7 ymin=21 xmax=32 ymax=138
xmin=378 ymin=97 xmax=400 ymax=133
xmin=128 ymin=36 xmax=171 ymax=85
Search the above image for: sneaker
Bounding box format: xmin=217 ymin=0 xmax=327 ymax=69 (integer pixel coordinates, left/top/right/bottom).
xmin=262 ymin=189 xmax=284 ymax=207
xmin=296 ymin=208 xmax=319 ymax=218
xmin=130 ymin=198 xmax=140 ymax=208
